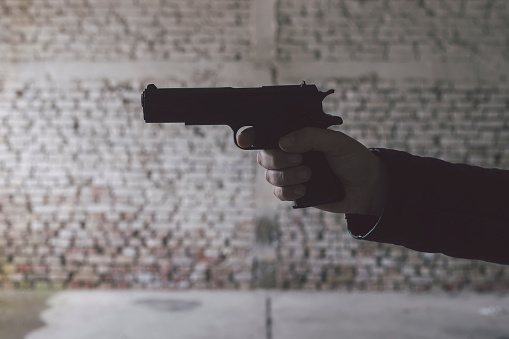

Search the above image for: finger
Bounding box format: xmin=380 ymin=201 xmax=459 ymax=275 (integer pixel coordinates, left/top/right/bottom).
xmin=273 ymin=185 xmax=306 ymax=201
xmin=236 ymin=127 xmax=255 ymax=148
xmin=279 ymin=127 xmax=359 ymax=156
xmin=265 ymin=166 xmax=310 ymax=186
xmin=257 ymin=149 xmax=303 ymax=170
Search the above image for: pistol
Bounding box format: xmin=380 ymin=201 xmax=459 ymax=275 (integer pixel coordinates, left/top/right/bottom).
xmin=141 ymin=82 xmax=344 ymax=209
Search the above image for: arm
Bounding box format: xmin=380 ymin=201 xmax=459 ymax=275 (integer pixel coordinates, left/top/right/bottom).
xmin=246 ymin=128 xmax=509 ymax=265
xmin=365 ymin=148 xmax=509 ymax=265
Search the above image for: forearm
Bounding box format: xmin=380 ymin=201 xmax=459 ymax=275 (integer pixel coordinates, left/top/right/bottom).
xmin=348 ymin=149 xmax=509 ymax=265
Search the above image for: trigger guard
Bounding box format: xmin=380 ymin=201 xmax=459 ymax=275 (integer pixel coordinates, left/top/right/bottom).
xmin=231 ymin=125 xmax=257 ymax=150
xmin=232 ymin=126 xmax=241 ymax=148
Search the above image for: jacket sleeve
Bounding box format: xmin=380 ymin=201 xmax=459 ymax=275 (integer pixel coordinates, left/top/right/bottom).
xmin=346 ymin=148 xmax=509 ymax=265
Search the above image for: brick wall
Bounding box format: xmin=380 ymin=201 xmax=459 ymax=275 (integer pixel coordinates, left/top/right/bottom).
xmin=0 ymin=79 xmax=256 ymax=289
xmin=0 ymin=0 xmax=508 ymax=292
xmin=0 ymin=0 xmax=253 ymax=62
xmin=276 ymin=0 xmax=509 ymax=64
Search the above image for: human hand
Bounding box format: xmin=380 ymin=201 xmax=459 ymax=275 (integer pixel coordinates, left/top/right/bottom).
xmin=237 ymin=127 xmax=387 ymax=216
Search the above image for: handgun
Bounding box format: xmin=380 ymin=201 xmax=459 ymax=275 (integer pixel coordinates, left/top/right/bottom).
xmin=141 ymin=82 xmax=344 ymax=209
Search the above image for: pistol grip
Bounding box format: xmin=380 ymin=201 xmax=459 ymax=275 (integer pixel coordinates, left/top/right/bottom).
xmin=293 ymin=151 xmax=345 ymax=209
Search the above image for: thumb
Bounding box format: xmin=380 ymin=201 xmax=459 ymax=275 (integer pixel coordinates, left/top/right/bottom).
xmin=279 ymin=127 xmax=359 ymax=156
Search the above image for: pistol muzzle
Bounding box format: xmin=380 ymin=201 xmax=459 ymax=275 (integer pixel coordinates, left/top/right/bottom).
xmin=141 ymin=84 xmax=157 ymax=109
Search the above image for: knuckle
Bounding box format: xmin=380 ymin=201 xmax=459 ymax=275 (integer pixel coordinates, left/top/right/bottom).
xmin=267 ymin=167 xmax=309 ymax=186
xmin=280 ymin=187 xmax=296 ymax=201
xmin=294 ymin=166 xmax=310 ymax=182
xmin=273 ymin=186 xmax=284 ymax=201
xmin=258 ymin=150 xmax=272 ymax=168
xmin=273 ymin=186 xmax=289 ymax=201
xmin=272 ymin=156 xmax=287 ymax=169
xmin=260 ymin=149 xmax=290 ymax=170
xmin=266 ymin=170 xmax=285 ymax=186
xmin=258 ymin=150 xmax=271 ymax=166
xmin=265 ymin=170 xmax=271 ymax=183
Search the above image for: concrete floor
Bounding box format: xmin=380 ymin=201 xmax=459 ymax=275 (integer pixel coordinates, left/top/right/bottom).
xmin=0 ymin=291 xmax=53 ymax=339
xmin=18 ymin=290 xmax=509 ymax=339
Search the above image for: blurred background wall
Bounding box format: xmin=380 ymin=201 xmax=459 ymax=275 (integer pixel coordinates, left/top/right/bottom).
xmin=0 ymin=0 xmax=508 ymax=291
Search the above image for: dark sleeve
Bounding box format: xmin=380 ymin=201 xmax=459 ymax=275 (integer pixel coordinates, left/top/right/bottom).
xmin=347 ymin=148 xmax=509 ymax=265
